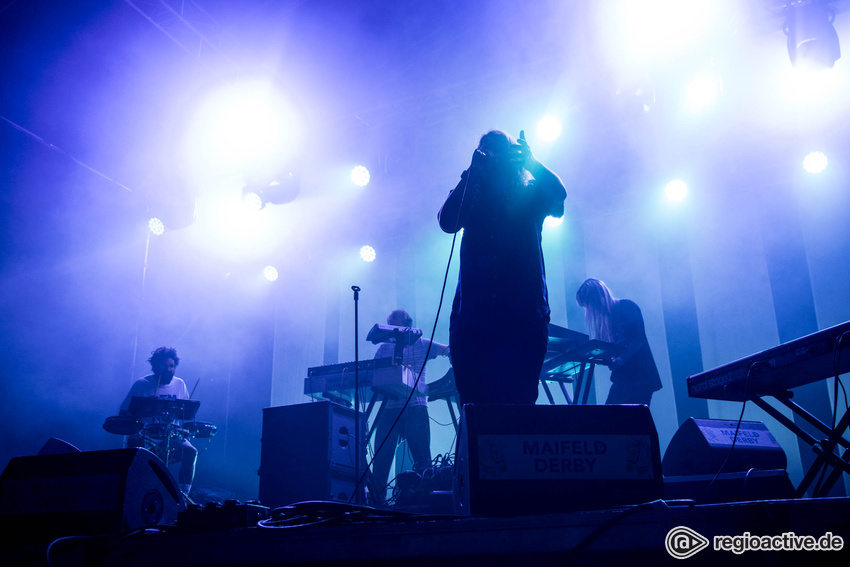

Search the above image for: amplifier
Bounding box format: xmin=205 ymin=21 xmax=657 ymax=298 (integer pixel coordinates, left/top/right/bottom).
xmin=455 ymin=404 xmax=663 ymax=516
xmin=258 ymin=402 xmax=366 ymax=509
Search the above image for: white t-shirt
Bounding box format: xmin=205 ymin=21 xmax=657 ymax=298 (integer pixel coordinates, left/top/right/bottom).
xmin=120 ymin=375 xmax=190 ymax=413
xmin=119 ymin=375 xmax=192 ymax=441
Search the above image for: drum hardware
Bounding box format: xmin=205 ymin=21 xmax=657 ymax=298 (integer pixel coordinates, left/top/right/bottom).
xmin=142 ymin=422 xmax=189 ymax=439
xmin=127 ymin=396 xmax=200 ymax=422
xmin=103 ymin=398 xmax=217 ymax=466
xmin=184 ymin=422 xmax=217 ymax=439
xmin=139 ymin=422 xmax=216 ymax=466
xmin=103 ymin=418 xmax=217 ymax=442
xmin=146 ymin=434 xmax=187 ymax=465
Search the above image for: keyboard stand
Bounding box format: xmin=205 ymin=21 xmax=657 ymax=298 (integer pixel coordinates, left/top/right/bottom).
xmin=539 ymin=360 xmax=598 ymax=405
xmin=748 ymin=390 xmax=850 ymax=497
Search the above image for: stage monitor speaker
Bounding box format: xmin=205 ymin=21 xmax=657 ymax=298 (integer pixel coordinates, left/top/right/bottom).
xmin=0 ymin=448 xmax=181 ymax=543
xmin=662 ymin=418 xmax=787 ymax=477
xmin=455 ymin=404 xmax=663 ymax=517
xmin=38 ymin=437 xmax=81 ymax=456
xmin=258 ymin=401 xmax=366 ymax=509
xmin=664 ymin=469 xmax=795 ymax=504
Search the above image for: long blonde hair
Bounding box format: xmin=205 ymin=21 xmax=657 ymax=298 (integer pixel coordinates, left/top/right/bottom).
xmin=576 ymin=278 xmax=616 ymax=342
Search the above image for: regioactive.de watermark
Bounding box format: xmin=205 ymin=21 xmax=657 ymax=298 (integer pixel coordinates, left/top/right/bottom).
xmin=665 ymin=526 xmax=844 ymax=559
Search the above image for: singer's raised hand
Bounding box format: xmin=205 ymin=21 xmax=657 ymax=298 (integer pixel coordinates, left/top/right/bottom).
xmin=516 ymin=130 xmax=536 ymax=169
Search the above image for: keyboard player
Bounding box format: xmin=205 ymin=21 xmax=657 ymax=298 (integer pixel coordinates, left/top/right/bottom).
xmin=371 ymin=309 xmax=450 ymax=502
xmin=576 ymin=279 xmax=662 ymax=406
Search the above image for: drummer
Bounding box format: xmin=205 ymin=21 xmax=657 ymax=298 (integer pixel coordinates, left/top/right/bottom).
xmin=119 ymin=346 xmax=197 ymax=496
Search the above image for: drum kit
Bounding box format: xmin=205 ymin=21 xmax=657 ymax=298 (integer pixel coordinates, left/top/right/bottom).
xmin=103 ymin=396 xmax=217 ymax=465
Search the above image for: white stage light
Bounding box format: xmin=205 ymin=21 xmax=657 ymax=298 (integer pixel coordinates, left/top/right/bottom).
xmin=615 ymin=0 xmax=717 ymax=60
xmin=665 ymin=179 xmax=688 ymax=202
xmin=351 ymin=165 xmax=371 ymax=187
xmin=148 ymin=217 xmax=165 ymax=236
xmin=263 ymin=266 xmax=279 ymax=282
xmin=687 ymin=75 xmax=721 ymax=108
xmin=183 ymin=79 xmax=299 ymax=180
xmin=243 ymin=191 xmax=263 ymax=211
xmin=360 ymin=245 xmax=376 ymax=262
xmin=536 ymin=116 xmax=563 ymax=142
xmin=803 ymin=151 xmax=828 ymax=173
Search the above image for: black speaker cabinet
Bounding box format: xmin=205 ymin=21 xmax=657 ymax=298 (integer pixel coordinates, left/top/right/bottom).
xmin=455 ymin=404 xmax=663 ymax=516
xmin=0 ymin=448 xmax=181 ymax=542
xmin=662 ymin=418 xmax=787 ymax=477
xmin=258 ymin=401 xmax=366 ymax=509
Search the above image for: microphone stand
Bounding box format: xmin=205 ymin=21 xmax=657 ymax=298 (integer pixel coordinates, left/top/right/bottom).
xmin=351 ymin=285 xmax=363 ymax=505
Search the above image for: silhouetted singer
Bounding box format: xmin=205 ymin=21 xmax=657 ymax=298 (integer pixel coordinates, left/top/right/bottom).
xmin=438 ymin=129 xmax=566 ymax=406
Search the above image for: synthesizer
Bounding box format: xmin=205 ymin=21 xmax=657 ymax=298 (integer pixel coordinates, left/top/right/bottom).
xmin=304 ymin=359 xmax=412 ymax=402
xmin=687 ymin=321 xmax=850 ymax=402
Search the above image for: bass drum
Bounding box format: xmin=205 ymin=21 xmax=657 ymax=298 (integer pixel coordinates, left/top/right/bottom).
xmin=184 ymin=421 xmax=217 ymax=439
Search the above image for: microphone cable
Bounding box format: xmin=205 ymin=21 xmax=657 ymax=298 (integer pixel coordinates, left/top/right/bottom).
xmin=349 ymin=160 xmax=475 ymax=505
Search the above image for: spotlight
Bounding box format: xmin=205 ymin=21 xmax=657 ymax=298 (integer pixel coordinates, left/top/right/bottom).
xmin=360 ymin=245 xmax=376 ymax=262
xmin=241 ymin=171 xmax=300 ymax=210
xmin=351 ymin=165 xmax=370 ymax=187
xmin=184 ymin=79 xmax=300 ymax=176
xmin=242 ymin=191 xmax=264 ymax=211
xmin=147 ymin=182 xmax=197 ymax=232
xmin=784 ymin=1 xmax=841 ymax=69
xmin=148 ymin=217 xmax=165 ymax=236
xmin=263 ymin=266 xmax=279 ymax=282
xmin=536 ymin=116 xmax=563 ymax=142
xmin=664 ymin=179 xmax=688 ymax=202
xmin=803 ymin=151 xmax=828 ymax=173
xmin=614 ymin=0 xmax=718 ymax=60
xmin=687 ymin=75 xmax=721 ymax=108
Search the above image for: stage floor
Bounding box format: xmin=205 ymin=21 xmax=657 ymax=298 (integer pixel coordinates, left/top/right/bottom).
xmin=8 ymin=496 xmax=850 ymax=566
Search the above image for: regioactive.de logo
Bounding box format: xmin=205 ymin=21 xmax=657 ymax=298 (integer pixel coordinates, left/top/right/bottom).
xmin=666 ymin=526 xmax=710 ymax=559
